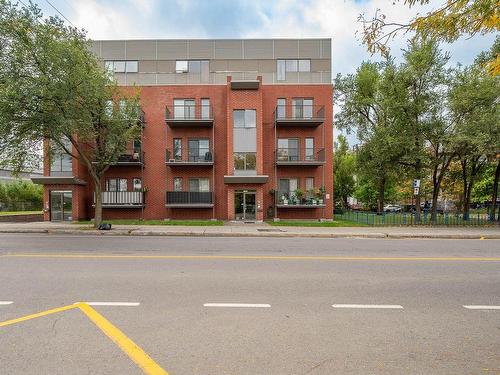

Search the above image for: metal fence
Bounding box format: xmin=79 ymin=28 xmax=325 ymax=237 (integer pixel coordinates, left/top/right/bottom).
xmin=0 ymin=201 xmax=42 ymax=212
xmin=336 ymin=210 xmax=496 ymax=226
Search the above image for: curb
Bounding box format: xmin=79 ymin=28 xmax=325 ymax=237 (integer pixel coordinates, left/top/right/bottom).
xmin=1 ymin=228 xmax=498 ymax=239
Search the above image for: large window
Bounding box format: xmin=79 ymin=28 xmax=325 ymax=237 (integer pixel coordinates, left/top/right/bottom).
xmin=277 ymin=59 xmax=310 ymax=81
xmin=105 ymin=61 xmax=138 ymax=73
xmin=276 ymin=98 xmax=286 ymax=119
xmin=173 ymin=99 xmax=195 ymax=119
xmin=233 ymin=109 xmax=256 ymax=128
xmin=176 ymin=60 xmax=209 ymax=82
xmin=188 ymin=139 xmax=210 ymax=162
xmin=50 ymin=139 xmax=73 ymax=176
xmin=279 ymin=178 xmax=299 ymax=198
xmin=277 ymin=138 xmax=299 ymax=161
xmin=106 ymin=178 xmax=127 ymax=192
xmin=201 ymin=98 xmax=210 ymax=119
xmin=234 ymin=152 xmax=256 ymax=171
xmin=292 ymin=98 xmax=313 ymax=119
xmin=189 ymin=178 xmax=210 ymax=192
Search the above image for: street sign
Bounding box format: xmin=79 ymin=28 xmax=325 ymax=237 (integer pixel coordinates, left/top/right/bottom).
xmin=413 ymin=179 xmax=421 ymax=188
xmin=413 ymin=187 xmax=420 ymax=196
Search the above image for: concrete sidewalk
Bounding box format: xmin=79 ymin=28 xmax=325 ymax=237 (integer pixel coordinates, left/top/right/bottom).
xmin=0 ymin=221 xmax=499 ymax=239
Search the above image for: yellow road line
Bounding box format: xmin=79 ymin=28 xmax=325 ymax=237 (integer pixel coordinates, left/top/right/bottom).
xmin=0 ymin=304 xmax=78 ymax=328
xmin=77 ymin=302 xmax=168 ymax=375
xmin=2 ymin=254 xmax=500 ymax=261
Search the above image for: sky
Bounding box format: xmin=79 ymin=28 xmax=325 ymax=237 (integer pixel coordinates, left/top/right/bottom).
xmin=35 ymin=0 xmax=497 ymax=145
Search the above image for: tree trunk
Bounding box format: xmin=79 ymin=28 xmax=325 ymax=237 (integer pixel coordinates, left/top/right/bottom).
xmin=377 ymin=176 xmax=385 ymax=214
xmin=93 ymin=179 xmax=103 ymax=228
xmin=491 ymin=160 xmax=500 ymax=222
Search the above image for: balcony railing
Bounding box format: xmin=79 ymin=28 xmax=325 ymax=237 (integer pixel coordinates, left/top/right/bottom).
xmin=165 ymin=191 xmax=214 ymax=207
xmin=165 ymin=104 xmax=214 ymax=127
xmin=276 ymin=190 xmax=326 ymax=208
xmin=276 ymin=148 xmax=325 ymax=165
xmin=94 ymin=191 xmax=144 ymax=207
xmin=275 ymin=105 xmax=325 ymax=126
xmin=165 ymin=148 xmax=213 ymax=165
xmin=114 ymin=151 xmax=144 ymax=166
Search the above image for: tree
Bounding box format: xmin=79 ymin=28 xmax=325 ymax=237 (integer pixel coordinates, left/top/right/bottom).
xmin=333 ymin=135 xmax=356 ymax=209
xmin=359 ymin=0 xmax=500 ymax=75
xmin=391 ymin=37 xmax=449 ymax=223
xmin=449 ymin=55 xmax=500 ymax=220
xmin=335 ymin=60 xmax=402 ymax=213
xmin=0 ymin=1 xmax=143 ymax=227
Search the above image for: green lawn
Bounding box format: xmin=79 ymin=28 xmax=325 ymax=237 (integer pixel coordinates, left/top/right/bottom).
xmin=0 ymin=210 xmax=42 ymax=216
xmin=73 ymin=219 xmax=224 ymax=226
xmin=268 ymin=219 xmax=368 ymax=227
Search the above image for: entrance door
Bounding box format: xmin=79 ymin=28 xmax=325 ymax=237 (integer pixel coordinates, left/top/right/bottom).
xmin=234 ymin=190 xmax=256 ymax=221
xmin=50 ymin=191 xmax=73 ymax=221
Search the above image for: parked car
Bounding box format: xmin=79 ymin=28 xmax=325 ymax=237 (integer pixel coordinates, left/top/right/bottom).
xmin=383 ymin=204 xmax=402 ymax=213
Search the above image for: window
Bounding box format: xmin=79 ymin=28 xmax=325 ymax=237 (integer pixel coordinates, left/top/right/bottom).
xmin=104 ymin=61 xmax=138 ymax=73
xmin=188 ymin=139 xmax=210 ymax=162
xmin=233 ymin=152 xmax=256 ymax=171
xmin=277 ymin=98 xmax=286 ymax=118
xmin=305 ymin=138 xmax=314 ymax=160
xmin=292 ymin=98 xmax=313 ymax=119
xmin=173 ymin=177 xmax=183 ymax=192
xmin=298 ymin=59 xmax=310 ymax=72
xmin=50 ymin=139 xmax=73 ymax=176
xmin=175 ymin=60 xmax=188 ymax=73
xmin=277 ymin=60 xmax=286 ymax=81
xmin=173 ymin=138 xmax=182 ymax=161
xmin=277 ymin=138 xmax=299 ymax=161
xmin=106 ymin=178 xmax=127 ymax=192
xmin=176 ymin=60 xmax=209 ymax=79
xmin=189 ymin=178 xmax=210 ymax=192
xmin=133 ymin=178 xmax=142 ymax=191
xmin=173 ymin=99 xmax=195 ymax=119
xmin=277 ymin=59 xmax=310 ymax=81
xmin=305 ymin=177 xmax=314 ymax=192
xmin=279 ymin=178 xmax=299 ymax=198
xmin=233 ymin=109 xmax=256 ymax=128
xmin=201 ymin=99 xmax=210 ymax=119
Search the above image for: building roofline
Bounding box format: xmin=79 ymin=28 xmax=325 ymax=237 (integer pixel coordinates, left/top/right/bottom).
xmin=91 ymin=38 xmax=332 ymax=42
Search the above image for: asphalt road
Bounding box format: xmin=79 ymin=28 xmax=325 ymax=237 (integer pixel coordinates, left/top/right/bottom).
xmin=0 ymin=234 xmax=499 ymax=375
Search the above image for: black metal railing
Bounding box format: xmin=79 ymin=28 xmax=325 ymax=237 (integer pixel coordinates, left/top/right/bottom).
xmin=94 ymin=191 xmax=144 ymax=206
xmin=116 ymin=151 xmax=144 ymax=164
xmin=166 ymin=191 xmax=213 ymax=205
xmin=276 ymin=190 xmax=326 ymax=206
xmin=276 ymin=148 xmax=325 ymax=162
xmin=165 ymin=148 xmax=213 ymax=163
xmin=275 ymin=105 xmax=325 ymax=121
xmin=165 ymin=104 xmax=213 ymax=121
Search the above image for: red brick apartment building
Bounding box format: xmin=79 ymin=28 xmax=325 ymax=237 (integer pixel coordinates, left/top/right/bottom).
xmin=32 ymin=39 xmax=333 ymax=222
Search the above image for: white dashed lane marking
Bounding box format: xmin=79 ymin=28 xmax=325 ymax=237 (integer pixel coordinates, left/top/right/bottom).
xmin=332 ymin=304 xmax=404 ymax=309
xmin=204 ymin=303 xmax=271 ymax=308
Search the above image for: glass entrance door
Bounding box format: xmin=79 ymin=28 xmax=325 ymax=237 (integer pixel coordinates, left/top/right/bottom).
xmin=50 ymin=191 xmax=73 ymax=221
xmin=234 ymin=190 xmax=256 ymax=220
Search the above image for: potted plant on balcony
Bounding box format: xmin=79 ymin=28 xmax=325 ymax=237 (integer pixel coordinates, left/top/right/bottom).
xmin=295 ymin=188 xmax=304 ymax=205
xmin=309 ymin=188 xmax=317 ymax=205
xmin=317 ymin=186 xmax=326 ymax=205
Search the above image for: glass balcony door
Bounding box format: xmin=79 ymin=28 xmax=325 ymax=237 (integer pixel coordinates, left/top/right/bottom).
xmin=292 ymin=98 xmax=313 ymax=119
xmin=174 ymin=99 xmax=195 ymax=119
xmin=188 ymin=139 xmax=210 ymax=162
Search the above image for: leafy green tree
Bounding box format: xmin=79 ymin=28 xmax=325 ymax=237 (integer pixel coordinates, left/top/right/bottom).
xmin=335 ymin=60 xmax=402 ymax=213
xmin=333 ymin=135 xmax=356 ymax=208
xmin=449 ymin=53 xmax=500 ymax=220
xmin=359 ymin=0 xmax=500 ymax=75
xmin=391 ymin=37 xmax=450 ymax=223
xmin=0 ymin=1 xmax=143 ymax=226
xmin=0 ymin=181 xmax=43 ymax=210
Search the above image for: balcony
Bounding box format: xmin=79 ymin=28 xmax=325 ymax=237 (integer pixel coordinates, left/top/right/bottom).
xmin=275 ymin=105 xmax=325 ymax=127
xmin=276 ymin=148 xmax=325 ymax=166
xmin=113 ymin=151 xmax=144 ymax=166
xmin=165 ymin=104 xmax=214 ymax=127
xmin=165 ymin=149 xmax=213 ymax=166
xmin=276 ymin=190 xmax=326 ymax=208
xmin=94 ymin=191 xmax=144 ymax=208
xmin=165 ymin=191 xmax=214 ymax=208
